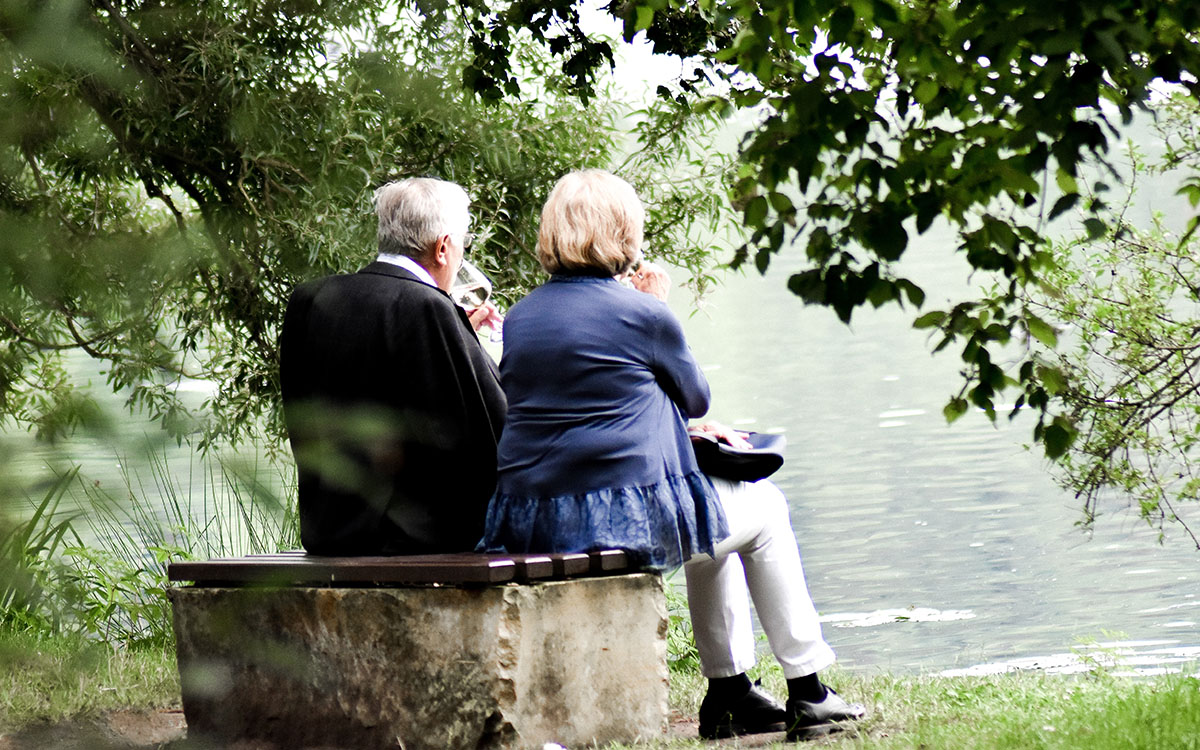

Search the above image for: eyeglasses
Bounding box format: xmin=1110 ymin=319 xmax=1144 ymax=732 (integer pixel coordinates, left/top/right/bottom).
xmin=461 ymin=232 xmax=476 ymax=252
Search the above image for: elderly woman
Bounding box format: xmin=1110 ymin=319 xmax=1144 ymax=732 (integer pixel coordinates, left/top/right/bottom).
xmin=479 ymin=169 xmax=863 ymax=741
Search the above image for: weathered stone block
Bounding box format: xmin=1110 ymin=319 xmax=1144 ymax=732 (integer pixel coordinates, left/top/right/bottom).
xmin=169 ymin=574 xmax=668 ymax=749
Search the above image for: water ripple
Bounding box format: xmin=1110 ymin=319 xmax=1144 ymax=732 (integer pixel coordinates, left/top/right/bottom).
xmin=823 ymin=608 xmax=977 ymax=628
xmin=939 ymin=640 xmax=1200 ymax=677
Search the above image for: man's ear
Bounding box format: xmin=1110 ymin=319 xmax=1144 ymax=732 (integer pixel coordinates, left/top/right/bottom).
xmin=430 ymin=234 xmax=451 ymax=269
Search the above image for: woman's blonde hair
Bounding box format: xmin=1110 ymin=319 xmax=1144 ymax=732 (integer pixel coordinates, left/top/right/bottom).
xmin=536 ymin=170 xmax=644 ymax=275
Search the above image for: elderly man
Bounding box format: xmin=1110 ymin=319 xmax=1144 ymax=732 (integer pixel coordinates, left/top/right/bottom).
xmin=279 ymin=177 xmax=506 ymax=555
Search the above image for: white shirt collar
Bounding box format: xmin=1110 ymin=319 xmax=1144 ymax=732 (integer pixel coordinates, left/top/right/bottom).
xmin=377 ymin=253 xmax=437 ymax=288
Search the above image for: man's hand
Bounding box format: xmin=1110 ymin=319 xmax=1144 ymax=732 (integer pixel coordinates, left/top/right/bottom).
xmin=688 ymin=421 xmax=752 ymax=449
xmin=630 ymin=261 xmax=671 ymax=301
xmin=468 ymin=302 xmax=503 ymax=333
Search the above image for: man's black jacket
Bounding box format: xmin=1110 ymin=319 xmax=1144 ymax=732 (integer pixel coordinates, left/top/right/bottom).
xmin=279 ymin=261 xmax=506 ymax=555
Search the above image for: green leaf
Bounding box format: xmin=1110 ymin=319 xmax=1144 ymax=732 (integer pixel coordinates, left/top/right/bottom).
xmin=755 ymin=248 xmax=771 ymax=274
xmin=1037 ymin=365 xmax=1067 ymax=396
xmin=913 ymin=310 xmax=946 ymax=329
xmin=867 ymin=279 xmax=895 ymax=307
xmin=914 ymin=191 xmax=940 ymax=234
xmin=898 ymin=279 xmax=925 ymax=307
xmin=863 ymin=210 xmax=908 ymax=261
xmin=1042 ymin=418 xmax=1076 ymax=460
xmin=635 ymin=5 xmax=656 ymax=32
xmin=872 ymin=0 xmax=898 ymax=24
xmin=1048 ymin=193 xmax=1078 ymax=221
xmin=1024 ymin=313 xmax=1057 ymax=347
xmin=914 ymin=80 xmax=939 ymax=105
xmin=829 ymin=6 xmax=855 ymax=41
xmin=806 ymin=227 xmax=834 ymax=262
xmin=787 ymin=270 xmax=826 ymax=304
xmin=1175 ymin=178 xmax=1200 ymax=208
xmin=943 ymin=397 xmax=969 ymax=424
xmin=1055 ymin=170 xmax=1078 ymax=195
xmin=1083 ymin=218 xmax=1106 ymax=239
xmin=744 ymin=195 xmax=768 ymax=228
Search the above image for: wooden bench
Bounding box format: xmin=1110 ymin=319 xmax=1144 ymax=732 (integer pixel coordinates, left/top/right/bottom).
xmin=167 ymin=549 xmax=632 ymax=587
xmin=167 ymin=550 xmax=668 ymax=750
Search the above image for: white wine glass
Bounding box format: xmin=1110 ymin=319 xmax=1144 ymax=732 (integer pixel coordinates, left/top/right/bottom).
xmin=451 ymin=260 xmax=503 ymax=342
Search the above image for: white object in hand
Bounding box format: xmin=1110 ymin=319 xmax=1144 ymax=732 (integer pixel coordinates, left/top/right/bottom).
xmin=451 ymin=259 xmax=503 ymax=342
xmin=451 ymin=259 xmax=493 ymax=308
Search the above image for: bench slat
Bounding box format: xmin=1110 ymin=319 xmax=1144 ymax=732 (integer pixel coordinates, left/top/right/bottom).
xmin=507 ymin=552 xmax=591 ymax=578
xmin=508 ymin=555 xmax=555 ymax=580
xmin=591 ymin=549 xmax=630 ymax=572
xmin=169 ymin=555 xmax=517 ymax=585
xmin=168 ymin=550 xmax=633 ymax=586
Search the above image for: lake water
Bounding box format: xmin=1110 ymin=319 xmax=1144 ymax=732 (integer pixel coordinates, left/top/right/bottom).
xmin=671 ymin=214 xmax=1200 ymax=676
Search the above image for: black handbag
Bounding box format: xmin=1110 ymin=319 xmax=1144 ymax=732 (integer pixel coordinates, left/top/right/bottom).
xmin=689 ymin=431 xmax=786 ymax=482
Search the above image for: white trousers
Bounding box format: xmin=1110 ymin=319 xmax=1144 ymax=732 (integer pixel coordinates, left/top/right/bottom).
xmin=683 ymin=476 xmax=836 ymax=679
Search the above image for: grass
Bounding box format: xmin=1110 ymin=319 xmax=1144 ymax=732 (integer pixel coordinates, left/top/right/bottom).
xmin=642 ymin=664 xmax=1200 ymax=749
xmin=2 ymin=622 xmax=1197 ymax=749
xmin=0 ymin=626 xmax=178 ymax=732
xmin=834 ymin=668 xmax=1200 ymax=750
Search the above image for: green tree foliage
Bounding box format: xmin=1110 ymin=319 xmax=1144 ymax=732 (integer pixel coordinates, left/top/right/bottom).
xmin=458 ymin=0 xmax=1200 ymax=459
xmin=1027 ymin=95 xmax=1200 ymax=546
xmin=0 ymin=1 xmax=733 ymax=449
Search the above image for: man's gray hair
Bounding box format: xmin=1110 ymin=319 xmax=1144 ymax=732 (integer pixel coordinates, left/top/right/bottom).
xmin=374 ymin=178 xmax=470 ymax=259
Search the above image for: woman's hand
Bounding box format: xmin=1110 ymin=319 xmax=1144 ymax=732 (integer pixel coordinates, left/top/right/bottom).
xmin=630 ymin=261 xmax=671 ymax=301
xmin=688 ymin=421 xmax=752 ymax=449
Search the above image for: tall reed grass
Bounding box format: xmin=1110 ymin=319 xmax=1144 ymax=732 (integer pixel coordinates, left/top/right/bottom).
xmin=0 ymin=469 xmax=83 ymax=634
xmin=0 ymin=443 xmax=298 ymax=647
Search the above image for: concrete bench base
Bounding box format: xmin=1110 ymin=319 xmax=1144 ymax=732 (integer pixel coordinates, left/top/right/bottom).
xmin=169 ymin=574 xmax=668 ymax=749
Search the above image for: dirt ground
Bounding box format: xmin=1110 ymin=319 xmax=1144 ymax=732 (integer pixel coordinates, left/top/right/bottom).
xmin=0 ymin=709 xmax=799 ymax=749
xmin=0 ymin=709 xmax=187 ymax=750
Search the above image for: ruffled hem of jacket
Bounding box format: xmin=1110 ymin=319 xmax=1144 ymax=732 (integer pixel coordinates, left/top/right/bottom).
xmin=476 ymin=471 xmax=729 ymax=572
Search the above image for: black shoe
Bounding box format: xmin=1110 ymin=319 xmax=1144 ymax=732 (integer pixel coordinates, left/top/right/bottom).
xmin=698 ymin=681 xmax=788 ymax=740
xmin=785 ymin=687 xmax=866 ymax=741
